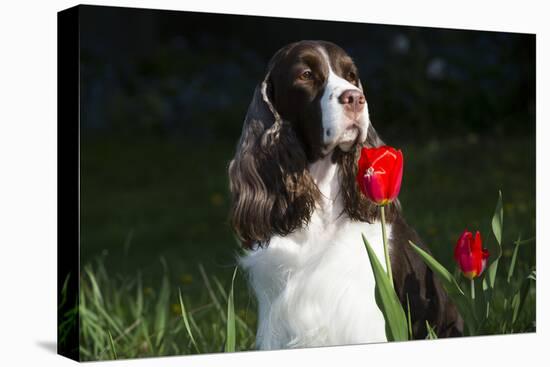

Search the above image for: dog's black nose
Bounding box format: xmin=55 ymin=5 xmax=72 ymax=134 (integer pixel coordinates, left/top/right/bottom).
xmin=338 ymin=89 xmax=365 ymax=113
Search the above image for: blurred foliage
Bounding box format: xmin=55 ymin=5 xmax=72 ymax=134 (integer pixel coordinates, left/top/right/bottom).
xmin=80 ymin=6 xmax=535 ymax=141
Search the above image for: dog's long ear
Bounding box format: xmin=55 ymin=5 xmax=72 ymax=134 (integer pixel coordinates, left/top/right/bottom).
xmin=228 ymin=50 xmax=319 ymax=248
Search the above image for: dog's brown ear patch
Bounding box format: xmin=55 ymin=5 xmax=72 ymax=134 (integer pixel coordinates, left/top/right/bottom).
xmin=228 ymin=44 xmax=320 ymax=248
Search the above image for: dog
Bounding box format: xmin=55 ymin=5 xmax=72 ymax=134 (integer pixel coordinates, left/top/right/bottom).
xmin=228 ymin=40 xmax=463 ymax=350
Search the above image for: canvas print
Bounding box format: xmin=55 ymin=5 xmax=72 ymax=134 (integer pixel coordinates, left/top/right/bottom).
xmin=57 ymin=4 xmax=536 ymax=361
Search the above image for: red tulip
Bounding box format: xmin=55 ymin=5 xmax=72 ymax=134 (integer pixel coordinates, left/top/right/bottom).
xmin=454 ymin=230 xmax=490 ymax=279
xmin=356 ymin=146 xmax=403 ymax=205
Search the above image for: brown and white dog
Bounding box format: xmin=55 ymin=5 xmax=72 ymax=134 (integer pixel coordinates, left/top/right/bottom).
xmin=228 ymin=40 xmax=463 ymax=349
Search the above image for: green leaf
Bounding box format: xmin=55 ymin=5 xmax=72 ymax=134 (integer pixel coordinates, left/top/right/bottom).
xmin=473 ymin=276 xmax=487 ymax=326
xmin=515 ymin=237 xmax=536 ymax=246
xmin=425 ymin=321 xmax=438 ymax=340
xmin=482 ymin=277 xmax=491 ymax=319
xmin=507 ymin=234 xmax=522 ymax=284
xmin=487 ymin=191 xmax=504 ymax=289
xmin=509 ymin=292 xmax=520 ymax=331
xmin=224 ymin=267 xmax=238 ymax=352
xmin=492 ymin=190 xmax=503 ymax=246
xmin=178 ymin=288 xmax=200 ymax=354
xmin=408 ymin=241 xmax=476 ymax=335
xmin=486 ymin=259 xmax=500 ymax=291
xmin=406 ymin=294 xmax=413 ymax=340
xmin=107 ymin=329 xmax=117 ymax=360
xmin=363 ymin=234 xmax=408 ymax=341
xmin=482 ymin=191 xmax=505 ymax=319
xmin=512 ymin=270 xmax=536 ymax=326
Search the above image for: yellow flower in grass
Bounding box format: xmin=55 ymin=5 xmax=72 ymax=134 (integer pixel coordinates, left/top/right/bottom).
xmin=180 ymin=273 xmax=193 ymax=285
xmin=171 ymin=303 xmax=182 ymax=316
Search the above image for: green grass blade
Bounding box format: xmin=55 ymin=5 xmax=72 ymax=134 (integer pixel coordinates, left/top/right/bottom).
xmin=363 ymin=234 xmax=408 ymax=341
xmin=154 ymin=262 xmax=170 ymax=348
xmin=85 ymin=269 xmax=125 ymax=337
xmin=135 ymin=272 xmax=143 ymax=319
xmin=507 ymin=234 xmax=521 ymax=284
xmin=188 ymin=311 xmax=206 ymax=350
xmin=59 ymin=273 xmax=71 ymax=310
xmin=140 ymin=319 xmax=154 ymax=355
xmin=512 ymin=271 xmax=535 ymax=326
xmin=213 ymin=275 xmax=229 ymax=302
xmin=198 ymin=264 xmax=226 ymax=322
xmin=171 ymin=341 xmax=180 ymax=355
xmin=225 ymin=267 xmax=238 ymax=352
xmin=85 ymin=267 xmax=104 ymax=306
xmin=408 ymin=241 xmax=476 ymax=335
xmin=178 ymin=288 xmax=200 ymax=354
xmin=515 ymin=237 xmax=536 ymax=246
xmin=425 ymin=321 xmax=438 ymax=340
xmin=107 ymin=330 xmax=118 ymax=360
xmin=406 ymin=294 xmax=413 ymax=340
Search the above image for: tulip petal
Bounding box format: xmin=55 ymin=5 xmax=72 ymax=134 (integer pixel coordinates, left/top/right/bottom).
xmin=458 ymin=251 xmax=477 ymax=276
xmin=454 ymin=230 xmax=485 ymax=278
xmin=479 ymin=248 xmax=490 ymax=275
xmin=356 ymin=146 xmax=403 ymax=205
xmin=453 ymin=230 xmax=489 ymax=279
xmin=365 ymin=146 xmax=386 ymax=162
xmin=356 ymin=147 xmax=371 ymax=194
xmin=363 ymin=170 xmax=387 ymax=204
xmin=388 ymin=150 xmax=403 ymax=201
xmin=454 ymin=230 xmax=472 ymax=262
xmin=472 ymin=231 xmax=482 ymax=254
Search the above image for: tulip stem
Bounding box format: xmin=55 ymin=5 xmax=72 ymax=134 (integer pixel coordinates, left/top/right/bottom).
xmin=380 ymin=205 xmax=393 ymax=288
xmin=470 ymin=278 xmax=475 ymax=300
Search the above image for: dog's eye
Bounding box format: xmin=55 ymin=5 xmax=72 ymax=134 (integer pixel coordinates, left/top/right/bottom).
xmin=347 ymin=71 xmax=357 ymax=81
xmin=299 ymin=70 xmax=313 ymax=81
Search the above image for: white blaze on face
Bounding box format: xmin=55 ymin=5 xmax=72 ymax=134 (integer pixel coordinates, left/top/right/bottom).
xmin=318 ymin=48 xmax=370 ymax=154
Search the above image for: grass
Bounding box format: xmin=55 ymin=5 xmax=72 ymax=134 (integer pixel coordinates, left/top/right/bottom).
xmin=78 ymin=258 xmax=255 ymax=360
xmin=75 ymin=134 xmax=536 ymax=360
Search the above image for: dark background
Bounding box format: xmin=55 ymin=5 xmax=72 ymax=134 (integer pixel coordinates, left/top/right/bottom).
xmin=79 ymin=5 xmax=535 ymax=298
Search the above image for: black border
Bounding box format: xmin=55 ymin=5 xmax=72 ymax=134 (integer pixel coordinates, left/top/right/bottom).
xmin=57 ymin=5 xmax=80 ymax=362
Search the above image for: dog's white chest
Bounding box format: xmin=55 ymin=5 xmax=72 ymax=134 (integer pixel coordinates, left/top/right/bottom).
xmin=240 ymin=213 xmax=390 ymax=349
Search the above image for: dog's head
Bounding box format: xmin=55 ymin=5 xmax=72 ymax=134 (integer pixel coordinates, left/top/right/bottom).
xmin=266 ymin=40 xmax=370 ymax=160
xmin=229 ymin=40 xmax=396 ymax=247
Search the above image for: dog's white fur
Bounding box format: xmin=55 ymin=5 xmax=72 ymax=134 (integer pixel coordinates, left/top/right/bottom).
xmin=239 ymin=45 xmax=387 ymax=350
xmin=319 ymin=48 xmax=370 ymax=154
xmin=240 ymin=156 xmax=390 ymax=349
